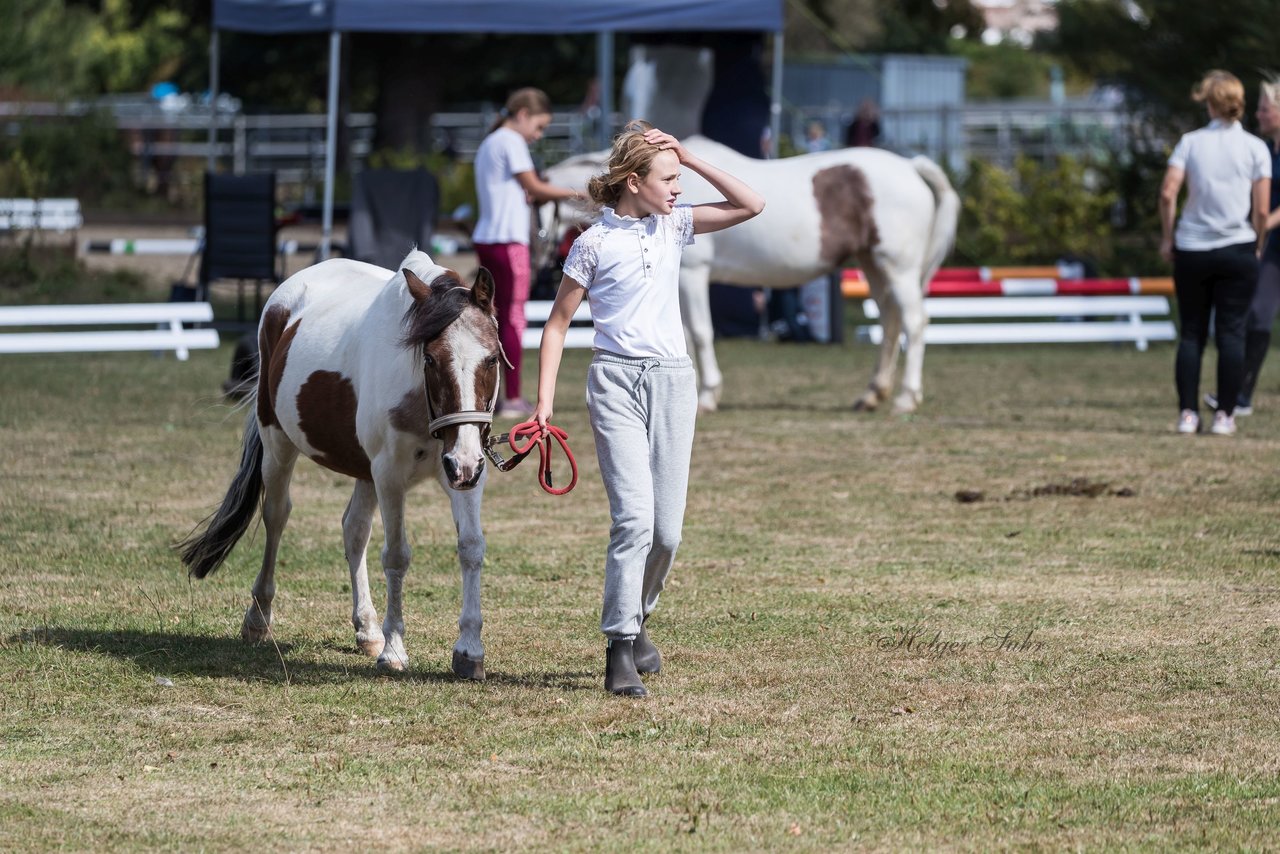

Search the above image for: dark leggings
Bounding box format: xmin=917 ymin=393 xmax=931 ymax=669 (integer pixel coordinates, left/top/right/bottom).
xmin=1240 ymin=254 xmax=1280 ymax=404
xmin=1174 ymin=242 xmax=1258 ymax=414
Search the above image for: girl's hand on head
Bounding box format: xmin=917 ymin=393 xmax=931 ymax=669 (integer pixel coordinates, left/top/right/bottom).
xmin=643 ymin=128 xmax=689 ymax=163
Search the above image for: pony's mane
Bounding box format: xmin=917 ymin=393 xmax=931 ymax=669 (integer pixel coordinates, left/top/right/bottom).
xmin=398 ymin=272 xmax=475 ymax=351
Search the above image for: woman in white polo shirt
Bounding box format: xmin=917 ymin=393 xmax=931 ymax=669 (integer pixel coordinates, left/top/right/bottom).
xmin=473 ymin=88 xmax=582 ymax=418
xmin=1159 ymin=70 xmax=1272 ymax=435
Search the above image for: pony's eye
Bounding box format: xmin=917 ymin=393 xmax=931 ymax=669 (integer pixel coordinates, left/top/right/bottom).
xmin=485 ymin=355 xmax=499 ymax=369
xmin=424 ymin=353 xmax=436 ymax=367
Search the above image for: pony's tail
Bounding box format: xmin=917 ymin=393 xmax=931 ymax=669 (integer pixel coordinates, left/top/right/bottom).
xmin=178 ymin=410 xmax=264 ymax=579
xmin=911 ymin=156 xmax=960 ymax=286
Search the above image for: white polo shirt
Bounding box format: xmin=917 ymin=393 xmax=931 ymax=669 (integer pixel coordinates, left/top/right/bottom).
xmin=473 ymin=127 xmax=535 ymax=245
xmin=1169 ymin=119 xmax=1272 ymax=251
xmin=563 ymin=204 xmax=695 ymax=359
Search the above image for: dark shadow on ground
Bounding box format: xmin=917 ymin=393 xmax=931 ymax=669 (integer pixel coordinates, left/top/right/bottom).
xmin=8 ymin=626 xmax=596 ymax=691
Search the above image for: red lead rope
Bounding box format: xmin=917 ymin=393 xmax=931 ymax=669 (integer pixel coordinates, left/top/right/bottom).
xmin=493 ymin=420 xmax=578 ymax=495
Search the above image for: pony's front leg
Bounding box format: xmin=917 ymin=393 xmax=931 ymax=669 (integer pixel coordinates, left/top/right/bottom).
xmin=372 ymin=468 xmax=412 ymax=672
xmin=343 ymin=478 xmax=383 ymax=657
xmin=444 ymin=467 xmax=487 ymax=680
xmin=243 ymin=431 xmax=298 ymax=642
xmin=678 ymin=257 xmax=723 ymax=413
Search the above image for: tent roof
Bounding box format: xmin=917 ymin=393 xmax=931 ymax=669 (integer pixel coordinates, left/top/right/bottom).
xmin=213 ymin=0 xmax=784 ymax=34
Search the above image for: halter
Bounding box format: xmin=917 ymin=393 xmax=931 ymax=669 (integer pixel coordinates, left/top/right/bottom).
xmin=423 ymin=375 xmax=495 ymax=439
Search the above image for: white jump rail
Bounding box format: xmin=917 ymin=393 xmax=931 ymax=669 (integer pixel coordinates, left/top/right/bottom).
xmin=860 ymin=295 xmax=1176 ymax=351
xmin=0 ymin=198 xmax=83 ymax=233
xmin=522 ymin=300 xmax=594 ymax=349
xmin=0 ymin=303 xmax=220 ymax=360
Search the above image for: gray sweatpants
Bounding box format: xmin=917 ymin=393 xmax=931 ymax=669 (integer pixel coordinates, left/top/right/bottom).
xmin=587 ymin=351 xmax=697 ymax=640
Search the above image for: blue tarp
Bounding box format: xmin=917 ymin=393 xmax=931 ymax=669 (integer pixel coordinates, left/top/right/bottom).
xmin=213 ymin=0 xmax=784 ymax=34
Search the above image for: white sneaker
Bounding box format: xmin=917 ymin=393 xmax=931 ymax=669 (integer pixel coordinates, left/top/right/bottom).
xmin=1204 ymin=391 xmax=1253 ymax=416
xmin=1210 ymin=411 xmax=1236 ymax=435
xmin=1177 ymin=409 xmax=1200 ymax=434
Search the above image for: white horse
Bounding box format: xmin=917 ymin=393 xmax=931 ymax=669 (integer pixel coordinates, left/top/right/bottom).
xmin=541 ymin=137 xmax=960 ymax=413
xmin=180 ymin=250 xmax=501 ymax=678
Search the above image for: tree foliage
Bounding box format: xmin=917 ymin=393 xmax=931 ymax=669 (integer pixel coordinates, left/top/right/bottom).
xmin=1050 ymin=0 xmax=1276 ymax=125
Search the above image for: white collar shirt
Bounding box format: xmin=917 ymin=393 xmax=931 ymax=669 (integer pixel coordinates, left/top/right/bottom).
xmin=562 ymin=204 xmax=695 ymax=358
xmin=1168 ymin=118 xmax=1272 ymax=251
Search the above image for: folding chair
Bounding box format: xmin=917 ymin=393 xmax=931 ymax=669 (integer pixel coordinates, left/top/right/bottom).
xmin=198 ymin=172 xmax=278 ymax=323
xmin=343 ymin=168 xmax=440 ymax=269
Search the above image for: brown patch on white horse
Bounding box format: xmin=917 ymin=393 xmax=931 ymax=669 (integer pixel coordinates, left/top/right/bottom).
xmin=256 ymin=305 xmax=298 ymax=430
xmin=812 ymin=165 xmax=881 ymax=266
xmin=297 ymin=370 xmax=373 ymax=480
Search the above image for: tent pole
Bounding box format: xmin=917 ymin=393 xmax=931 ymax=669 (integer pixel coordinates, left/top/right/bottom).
xmin=769 ymin=30 xmax=784 ymax=158
xmin=596 ymin=31 xmax=614 ymax=150
xmin=320 ymin=30 xmax=341 ymax=261
xmin=207 ymin=30 xmax=219 ymax=172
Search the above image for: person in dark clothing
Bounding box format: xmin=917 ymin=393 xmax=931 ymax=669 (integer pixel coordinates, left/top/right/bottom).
xmin=1159 ymin=71 xmax=1272 ymax=436
xmin=845 ymin=99 xmax=880 ymax=147
xmin=1206 ymin=77 xmax=1280 ymax=416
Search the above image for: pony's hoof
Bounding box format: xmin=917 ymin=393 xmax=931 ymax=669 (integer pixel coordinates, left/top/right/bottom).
xmin=356 ymin=634 xmax=385 ymax=658
xmin=240 ymin=619 xmax=272 ymax=644
xmin=891 ymin=393 xmax=920 ymax=415
xmin=376 ymin=653 xmax=408 ymax=673
xmin=852 ymin=395 xmax=880 ymax=412
xmin=452 ymin=650 xmax=486 ymax=681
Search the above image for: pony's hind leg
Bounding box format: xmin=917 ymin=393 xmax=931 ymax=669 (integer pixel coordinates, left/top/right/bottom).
xmin=678 ymin=260 xmax=723 ymax=413
xmin=243 ymin=429 xmax=298 ymax=643
xmin=855 ymin=261 xmax=900 ymax=411
xmin=343 ymin=479 xmax=383 ymax=657
xmin=890 ymin=264 xmax=927 ymax=414
xmin=445 ymin=469 xmax=487 ymax=680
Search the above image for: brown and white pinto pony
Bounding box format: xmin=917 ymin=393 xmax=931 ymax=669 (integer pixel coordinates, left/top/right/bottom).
xmin=541 ymin=137 xmax=960 ymax=414
xmin=180 ymin=250 xmax=501 ymax=677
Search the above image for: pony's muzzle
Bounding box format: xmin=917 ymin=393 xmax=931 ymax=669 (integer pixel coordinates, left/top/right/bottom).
xmin=442 ymin=447 xmax=485 ymax=490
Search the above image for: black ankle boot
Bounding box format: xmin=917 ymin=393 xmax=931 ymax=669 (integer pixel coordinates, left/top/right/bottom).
xmin=605 ymin=639 xmax=647 ymax=697
xmin=633 ymin=617 xmax=662 ymax=674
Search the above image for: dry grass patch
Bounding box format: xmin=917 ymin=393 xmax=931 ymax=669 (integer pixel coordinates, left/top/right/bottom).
xmin=2 ymin=340 xmax=1279 ymax=850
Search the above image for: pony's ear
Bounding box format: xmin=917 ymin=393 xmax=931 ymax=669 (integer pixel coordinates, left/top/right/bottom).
xmin=403 ymin=268 xmax=431 ymax=302
xmin=472 ymin=267 xmax=496 ymax=314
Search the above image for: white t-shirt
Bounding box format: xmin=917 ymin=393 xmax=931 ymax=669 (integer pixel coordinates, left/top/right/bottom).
xmin=1168 ymin=119 xmax=1272 ymax=251
xmin=472 ymin=127 xmax=535 ymax=245
xmin=562 ymin=204 xmax=696 ymax=359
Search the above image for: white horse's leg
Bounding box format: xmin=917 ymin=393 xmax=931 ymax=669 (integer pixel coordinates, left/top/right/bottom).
xmin=854 ymin=263 xmax=900 ymax=411
xmin=679 ymin=258 xmax=723 ymax=413
xmin=444 ymin=467 xmax=487 ymax=680
xmin=891 ymin=264 xmax=928 ymax=414
xmin=372 ymin=468 xmax=412 ymax=672
xmin=342 ymin=479 xmax=383 ymax=657
xmin=242 ymin=428 xmax=298 ymax=643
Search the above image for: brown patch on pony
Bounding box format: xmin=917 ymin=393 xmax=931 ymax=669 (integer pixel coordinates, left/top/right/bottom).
xmin=296 ymin=370 xmax=372 ymax=480
xmin=812 ymin=165 xmax=880 ymax=266
xmin=389 ymin=387 xmax=432 ymax=441
xmin=257 ymin=305 xmax=299 ymax=429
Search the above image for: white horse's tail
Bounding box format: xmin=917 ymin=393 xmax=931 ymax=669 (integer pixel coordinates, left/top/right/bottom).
xmin=177 ymin=408 xmax=263 ymax=579
xmin=911 ymin=156 xmax=960 ymax=285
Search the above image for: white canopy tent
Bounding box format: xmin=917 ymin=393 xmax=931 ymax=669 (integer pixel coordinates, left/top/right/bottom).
xmin=209 ymin=0 xmax=786 ymax=258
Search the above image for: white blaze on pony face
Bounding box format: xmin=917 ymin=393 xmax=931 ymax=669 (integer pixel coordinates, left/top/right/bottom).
xmin=438 ymin=312 xmax=500 ymax=489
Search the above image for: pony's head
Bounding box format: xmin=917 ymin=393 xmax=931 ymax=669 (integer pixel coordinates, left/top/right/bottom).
xmin=400 ymin=266 xmax=501 ymax=490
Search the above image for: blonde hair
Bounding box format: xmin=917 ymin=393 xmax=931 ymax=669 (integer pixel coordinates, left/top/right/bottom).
xmin=1261 ymin=73 xmax=1280 ymax=110
xmin=1192 ymin=70 xmax=1245 ymax=121
xmin=587 ymin=120 xmax=661 ymax=207
xmin=488 ymin=87 xmax=552 ymax=134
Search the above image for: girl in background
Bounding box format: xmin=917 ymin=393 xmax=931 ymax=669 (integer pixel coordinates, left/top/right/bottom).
xmin=473 ymin=87 xmax=582 ymax=418
xmin=533 ymin=122 xmax=764 ymax=696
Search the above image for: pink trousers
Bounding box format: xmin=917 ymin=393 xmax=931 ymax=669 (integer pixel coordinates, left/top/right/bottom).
xmin=474 ymin=242 xmax=530 ymax=400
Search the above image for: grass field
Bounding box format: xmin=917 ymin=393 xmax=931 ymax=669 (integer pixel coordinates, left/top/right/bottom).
xmin=1 ymin=335 xmax=1278 ymax=851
